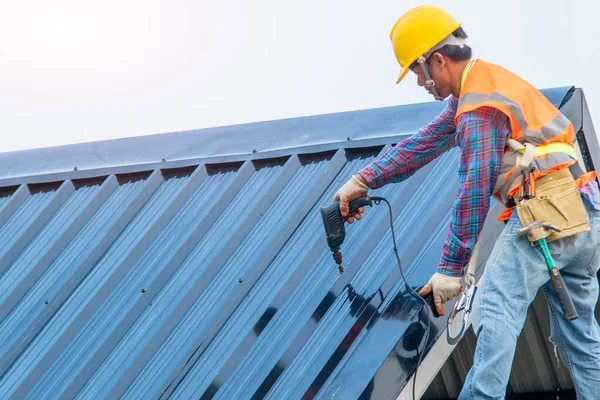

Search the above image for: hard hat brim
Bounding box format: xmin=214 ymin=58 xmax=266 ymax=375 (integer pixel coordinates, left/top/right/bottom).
xmin=396 ymin=67 xmax=410 ymax=84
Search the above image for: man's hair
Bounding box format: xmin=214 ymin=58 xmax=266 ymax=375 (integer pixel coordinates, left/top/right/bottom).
xmin=409 ymin=27 xmax=472 ymax=69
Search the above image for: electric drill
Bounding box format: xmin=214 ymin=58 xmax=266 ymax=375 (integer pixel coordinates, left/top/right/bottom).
xmin=320 ymin=196 xmax=376 ymax=272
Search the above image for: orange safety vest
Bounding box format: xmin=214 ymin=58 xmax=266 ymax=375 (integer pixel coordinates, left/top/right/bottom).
xmin=455 ymin=60 xmax=596 ymax=220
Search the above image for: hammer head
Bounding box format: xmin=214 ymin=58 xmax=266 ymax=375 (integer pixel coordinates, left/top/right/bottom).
xmin=516 ymin=220 xmax=561 ymax=238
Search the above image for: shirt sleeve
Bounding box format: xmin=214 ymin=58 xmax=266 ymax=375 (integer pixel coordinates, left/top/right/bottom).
xmin=438 ymin=106 xmax=511 ymax=277
xmin=358 ymin=96 xmax=459 ymax=189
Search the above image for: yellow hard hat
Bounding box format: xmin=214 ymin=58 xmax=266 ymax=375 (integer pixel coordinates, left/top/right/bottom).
xmin=390 ymin=6 xmax=462 ymax=84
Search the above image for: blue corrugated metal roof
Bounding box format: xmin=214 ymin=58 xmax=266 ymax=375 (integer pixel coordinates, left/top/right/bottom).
xmin=0 ymin=87 xmax=596 ymax=400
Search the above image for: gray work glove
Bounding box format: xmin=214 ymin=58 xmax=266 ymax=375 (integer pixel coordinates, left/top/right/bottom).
xmin=332 ymin=175 xmax=370 ymax=223
xmin=417 ymin=272 xmax=462 ymax=316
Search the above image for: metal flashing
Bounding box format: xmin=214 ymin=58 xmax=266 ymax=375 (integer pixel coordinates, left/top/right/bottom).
xmin=0 ymin=88 xmax=573 ymax=188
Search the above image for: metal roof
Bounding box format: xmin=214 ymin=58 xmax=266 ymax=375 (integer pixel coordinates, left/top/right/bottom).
xmin=0 ymin=87 xmax=597 ymax=400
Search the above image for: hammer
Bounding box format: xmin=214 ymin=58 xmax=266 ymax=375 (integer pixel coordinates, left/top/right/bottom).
xmin=515 ymin=220 xmax=560 ymax=238
xmin=517 ymin=221 xmax=578 ymax=321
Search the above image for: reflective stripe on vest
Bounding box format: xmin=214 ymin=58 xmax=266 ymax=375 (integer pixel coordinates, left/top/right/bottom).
xmin=458 ymin=92 xmax=573 ymax=145
xmin=454 ymin=60 xmax=577 ymax=205
xmin=525 ymin=142 xmax=577 ymax=160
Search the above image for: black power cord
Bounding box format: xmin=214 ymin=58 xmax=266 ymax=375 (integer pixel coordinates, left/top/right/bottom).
xmin=159 ymin=196 xmax=431 ymax=400
xmin=373 ymin=197 xmax=431 ymax=400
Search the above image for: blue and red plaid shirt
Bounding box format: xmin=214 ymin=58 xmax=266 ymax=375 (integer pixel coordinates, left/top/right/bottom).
xmin=359 ymin=96 xmax=600 ymax=277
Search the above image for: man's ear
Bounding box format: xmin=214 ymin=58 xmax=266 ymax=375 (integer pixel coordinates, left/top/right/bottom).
xmin=431 ymin=52 xmax=445 ymax=70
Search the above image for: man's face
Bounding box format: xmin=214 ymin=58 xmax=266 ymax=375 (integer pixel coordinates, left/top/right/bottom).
xmin=411 ymin=53 xmax=451 ymax=99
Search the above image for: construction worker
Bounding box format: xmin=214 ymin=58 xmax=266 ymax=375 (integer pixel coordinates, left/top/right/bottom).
xmin=333 ymin=5 xmax=600 ymax=399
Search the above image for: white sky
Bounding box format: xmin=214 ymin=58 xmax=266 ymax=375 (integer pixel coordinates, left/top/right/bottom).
xmin=1 ymin=0 xmax=599 ymax=153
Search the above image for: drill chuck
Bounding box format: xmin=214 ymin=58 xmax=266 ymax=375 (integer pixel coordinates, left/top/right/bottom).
xmin=333 ymin=250 xmax=344 ymax=273
xmin=321 ymin=196 xmax=378 ymax=273
xmin=332 ymin=250 xmax=343 ymax=264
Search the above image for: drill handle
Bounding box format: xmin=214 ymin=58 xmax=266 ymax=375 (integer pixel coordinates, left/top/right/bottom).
xmin=348 ymin=196 xmax=373 ymax=215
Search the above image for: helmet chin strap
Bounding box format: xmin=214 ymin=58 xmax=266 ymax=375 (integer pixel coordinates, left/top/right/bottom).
xmin=417 ymin=56 xmax=444 ymax=101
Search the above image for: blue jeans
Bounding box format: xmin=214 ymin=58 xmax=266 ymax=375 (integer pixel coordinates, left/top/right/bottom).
xmin=459 ymin=199 xmax=600 ymax=399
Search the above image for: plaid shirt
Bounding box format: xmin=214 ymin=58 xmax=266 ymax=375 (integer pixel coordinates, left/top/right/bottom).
xmin=359 ymin=96 xmax=600 ymax=277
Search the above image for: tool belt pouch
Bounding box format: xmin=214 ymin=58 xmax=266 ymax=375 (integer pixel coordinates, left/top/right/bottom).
xmin=516 ymin=168 xmax=590 ymax=244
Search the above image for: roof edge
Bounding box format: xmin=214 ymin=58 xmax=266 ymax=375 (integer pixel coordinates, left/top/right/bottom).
xmin=0 ymin=135 xmax=402 ymax=187
xmin=0 ymin=87 xmax=575 ymax=187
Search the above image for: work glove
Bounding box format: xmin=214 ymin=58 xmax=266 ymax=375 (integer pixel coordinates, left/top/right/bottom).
xmin=332 ymin=174 xmax=369 ymax=223
xmin=417 ymin=273 xmax=462 ymax=316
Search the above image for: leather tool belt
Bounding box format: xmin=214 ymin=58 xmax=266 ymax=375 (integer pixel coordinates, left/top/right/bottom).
xmin=515 ymin=168 xmax=590 ymax=244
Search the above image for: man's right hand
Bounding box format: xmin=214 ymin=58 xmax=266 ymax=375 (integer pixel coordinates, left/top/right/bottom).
xmin=417 ymin=272 xmax=463 ymax=316
xmin=332 ymin=174 xmax=370 ymax=224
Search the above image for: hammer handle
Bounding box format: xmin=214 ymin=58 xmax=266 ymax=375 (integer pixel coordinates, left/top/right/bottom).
xmin=538 ymin=238 xmax=556 ymax=269
xmin=538 ymin=239 xmax=578 ymax=321
xmin=549 ymin=269 xmax=579 ymax=321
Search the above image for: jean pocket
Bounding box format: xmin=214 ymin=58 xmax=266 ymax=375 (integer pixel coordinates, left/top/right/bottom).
xmin=585 ymin=220 xmax=600 ymax=277
xmin=548 ymin=234 xmax=577 ymax=258
xmin=587 ymin=263 xmax=600 ymax=278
